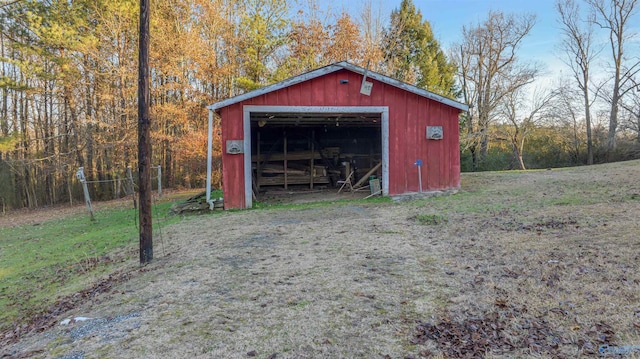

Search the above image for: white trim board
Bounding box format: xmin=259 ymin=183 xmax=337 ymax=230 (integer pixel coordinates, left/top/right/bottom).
xmin=242 ymin=105 xmax=389 ymax=208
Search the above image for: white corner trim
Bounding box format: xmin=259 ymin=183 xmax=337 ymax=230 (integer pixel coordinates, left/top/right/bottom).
xmin=206 ymin=109 xmax=214 ymax=209
xmin=381 ymin=108 xmax=389 ymax=196
xmin=243 ymin=108 xmax=252 ymax=209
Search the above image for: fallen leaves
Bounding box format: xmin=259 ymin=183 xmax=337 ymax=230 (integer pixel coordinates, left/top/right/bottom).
xmin=412 ymin=302 xmax=618 ymax=358
xmin=0 ymin=270 xmax=134 ymax=348
xmin=412 ymin=311 xmax=516 ymax=358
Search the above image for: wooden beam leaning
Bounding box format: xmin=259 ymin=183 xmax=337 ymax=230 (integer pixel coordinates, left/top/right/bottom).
xmin=352 ymin=162 xmax=382 ymax=189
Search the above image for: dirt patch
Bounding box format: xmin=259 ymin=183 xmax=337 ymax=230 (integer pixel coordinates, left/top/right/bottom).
xmin=0 ymin=205 xmax=88 ymax=228
xmin=3 ymin=162 xmax=640 ymax=358
xmin=0 ymin=189 xmax=200 ymax=228
xmin=257 ymin=186 xmax=374 ymax=205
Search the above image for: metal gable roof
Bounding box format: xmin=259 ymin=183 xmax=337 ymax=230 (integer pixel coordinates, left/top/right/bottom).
xmin=207 ymin=61 xmax=469 ymax=112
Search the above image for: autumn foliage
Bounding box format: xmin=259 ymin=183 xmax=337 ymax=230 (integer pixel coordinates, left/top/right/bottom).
xmin=2 ymin=0 xmax=443 ymax=210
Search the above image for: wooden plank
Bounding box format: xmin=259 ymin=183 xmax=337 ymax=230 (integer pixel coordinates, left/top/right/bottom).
xmin=257 ymin=131 xmax=261 ymax=190
xmin=310 ymin=130 xmax=315 ymax=189
xmin=352 ymin=162 xmax=382 ymax=189
xmin=287 ymin=162 xmax=311 ymax=171
xmin=261 ymin=165 xmax=306 ymax=175
xmin=252 ymin=150 xmax=323 ymax=162
xmin=258 ymin=175 xmax=330 ymax=186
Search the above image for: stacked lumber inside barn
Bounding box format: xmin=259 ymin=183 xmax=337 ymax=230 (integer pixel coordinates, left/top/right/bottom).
xmin=253 ymin=130 xmax=382 ymax=192
xmin=254 ymin=158 xmax=330 ymax=186
xmin=253 ymin=150 xmax=382 ymax=191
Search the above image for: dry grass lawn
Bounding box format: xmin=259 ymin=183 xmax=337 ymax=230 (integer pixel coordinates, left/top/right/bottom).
xmin=3 ymin=161 xmax=640 ymax=358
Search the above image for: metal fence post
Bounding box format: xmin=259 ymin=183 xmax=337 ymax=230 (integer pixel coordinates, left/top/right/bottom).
xmin=414 ymin=159 xmax=423 ymax=193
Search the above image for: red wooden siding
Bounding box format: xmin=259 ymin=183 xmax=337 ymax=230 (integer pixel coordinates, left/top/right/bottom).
xmin=219 ymin=104 xmax=245 ymax=209
xmin=218 ymin=68 xmax=462 ymax=209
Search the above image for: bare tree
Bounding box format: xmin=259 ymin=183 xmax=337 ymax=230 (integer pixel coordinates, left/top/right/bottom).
xmin=586 ymin=0 xmax=640 ymax=153
xmin=619 ymin=77 xmax=640 ymax=142
xmin=454 ymin=11 xmax=539 ymax=170
xmin=556 ymin=0 xmax=600 ymax=164
xmin=496 ymin=87 xmax=557 ymax=170
xmin=359 ymin=0 xmax=385 ymax=71
xmin=551 ymin=82 xmax=587 ymax=163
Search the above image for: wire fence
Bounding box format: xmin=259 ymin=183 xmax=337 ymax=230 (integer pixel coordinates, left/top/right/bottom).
xmin=76 ymin=165 xmax=169 ymax=259
xmin=76 ymin=166 xmax=163 ymax=221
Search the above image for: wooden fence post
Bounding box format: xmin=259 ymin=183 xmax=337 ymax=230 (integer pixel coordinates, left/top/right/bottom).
xmin=156 ymin=165 xmax=162 ymax=197
xmin=127 ymin=166 xmax=137 ymax=209
xmin=76 ymin=167 xmax=95 ymax=221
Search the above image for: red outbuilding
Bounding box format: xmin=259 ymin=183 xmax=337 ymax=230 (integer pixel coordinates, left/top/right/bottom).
xmin=206 ymin=62 xmax=468 ymax=209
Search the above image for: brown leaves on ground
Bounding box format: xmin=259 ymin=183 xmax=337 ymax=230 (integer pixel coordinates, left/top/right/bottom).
xmin=412 ymin=301 xmax=616 ymax=358
xmin=0 ymin=270 xmax=134 ymax=348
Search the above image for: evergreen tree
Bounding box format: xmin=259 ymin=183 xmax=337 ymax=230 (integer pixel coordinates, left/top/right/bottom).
xmin=235 ymin=0 xmax=290 ymax=92
xmin=382 ymin=0 xmax=456 ymax=97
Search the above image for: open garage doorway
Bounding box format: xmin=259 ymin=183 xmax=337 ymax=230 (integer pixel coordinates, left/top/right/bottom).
xmin=242 ymin=106 xmax=389 ymax=207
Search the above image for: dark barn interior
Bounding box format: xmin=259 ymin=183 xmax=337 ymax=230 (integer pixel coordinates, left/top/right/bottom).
xmin=250 ymin=112 xmax=383 ymax=196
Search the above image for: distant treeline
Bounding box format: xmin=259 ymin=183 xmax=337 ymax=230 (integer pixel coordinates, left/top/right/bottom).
xmin=1 ymin=0 xmax=638 ymax=211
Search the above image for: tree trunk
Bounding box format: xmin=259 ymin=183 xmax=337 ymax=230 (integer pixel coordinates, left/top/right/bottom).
xmin=0 ymin=31 xmax=7 ymax=137
xmin=607 ymin=77 xmax=620 ymax=154
xmin=63 ymin=86 xmax=84 ymax=168
xmin=515 ymin=137 xmax=526 ymax=170
xmin=478 ymin=103 xmax=490 ymax=159
xmin=85 ymin=54 xmax=96 ymax=197
xmin=165 ymin=141 xmax=173 ymax=187
xmin=138 ymin=0 xmax=153 ymax=264
xmin=584 ymin=87 xmax=594 ymax=165
xmin=44 ymin=77 xmax=56 ymax=205
xmin=19 ymin=89 xmax=33 ymax=208
xmin=0 ymin=85 xmax=7 ymax=137
xmin=636 ymin=112 xmax=640 ymax=143
xmin=470 ymin=147 xmax=478 ymax=172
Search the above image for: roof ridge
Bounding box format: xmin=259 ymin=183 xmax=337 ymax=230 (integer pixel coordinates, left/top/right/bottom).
xmin=208 ymin=62 xmax=468 ymax=112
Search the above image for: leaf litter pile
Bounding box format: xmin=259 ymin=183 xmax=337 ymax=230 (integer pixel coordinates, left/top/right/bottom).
xmin=2 ymin=161 xmax=640 ymax=358
xmin=412 ymin=302 xmax=615 ymax=358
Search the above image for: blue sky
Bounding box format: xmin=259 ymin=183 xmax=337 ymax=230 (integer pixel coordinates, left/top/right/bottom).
xmin=328 ymin=0 xmax=567 ymax=87
xmin=418 ymin=1 xmax=556 ymax=51
xmin=419 ymin=0 xmax=564 ymax=83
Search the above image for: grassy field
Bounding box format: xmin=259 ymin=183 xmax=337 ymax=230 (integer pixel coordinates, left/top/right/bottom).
xmin=2 ymin=163 xmax=640 ymax=358
xmin=0 ymin=190 xmax=206 ymax=335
